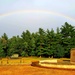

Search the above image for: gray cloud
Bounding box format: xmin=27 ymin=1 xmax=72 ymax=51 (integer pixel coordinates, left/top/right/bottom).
xmin=0 ymin=0 xmax=75 ymax=37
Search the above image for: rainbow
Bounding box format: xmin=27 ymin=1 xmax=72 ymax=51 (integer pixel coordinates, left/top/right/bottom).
xmin=0 ymin=10 xmax=75 ymax=22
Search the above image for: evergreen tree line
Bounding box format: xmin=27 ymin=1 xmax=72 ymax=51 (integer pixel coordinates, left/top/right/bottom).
xmin=0 ymin=22 xmax=75 ymax=58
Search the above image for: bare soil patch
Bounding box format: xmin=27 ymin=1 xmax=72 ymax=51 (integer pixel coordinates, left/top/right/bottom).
xmin=0 ymin=65 xmax=75 ymax=75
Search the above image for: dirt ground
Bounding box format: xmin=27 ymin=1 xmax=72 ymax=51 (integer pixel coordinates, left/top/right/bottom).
xmin=0 ymin=65 xmax=75 ymax=75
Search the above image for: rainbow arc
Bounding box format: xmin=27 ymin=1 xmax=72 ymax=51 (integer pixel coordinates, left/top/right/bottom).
xmin=0 ymin=10 xmax=75 ymax=22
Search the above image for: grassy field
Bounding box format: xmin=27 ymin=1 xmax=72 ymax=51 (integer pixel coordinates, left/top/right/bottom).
xmin=0 ymin=57 xmax=74 ymax=75
xmin=0 ymin=57 xmax=55 ymax=65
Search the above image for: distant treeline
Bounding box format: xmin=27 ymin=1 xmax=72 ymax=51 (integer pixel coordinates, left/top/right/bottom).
xmin=0 ymin=22 xmax=75 ymax=58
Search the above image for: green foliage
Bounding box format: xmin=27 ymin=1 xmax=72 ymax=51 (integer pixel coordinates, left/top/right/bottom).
xmin=21 ymin=51 xmax=28 ymax=57
xmin=53 ymin=44 xmax=65 ymax=58
xmin=0 ymin=22 xmax=75 ymax=58
xmin=0 ymin=38 xmax=5 ymax=57
xmin=0 ymin=45 xmax=5 ymax=57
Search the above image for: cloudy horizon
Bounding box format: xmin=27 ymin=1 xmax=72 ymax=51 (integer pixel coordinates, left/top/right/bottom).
xmin=0 ymin=0 xmax=75 ymax=38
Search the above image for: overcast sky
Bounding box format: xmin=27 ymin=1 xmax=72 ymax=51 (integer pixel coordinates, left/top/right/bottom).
xmin=0 ymin=0 xmax=75 ymax=38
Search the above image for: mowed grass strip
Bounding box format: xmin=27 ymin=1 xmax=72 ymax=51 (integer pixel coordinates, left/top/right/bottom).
xmin=20 ymin=57 xmax=56 ymax=64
